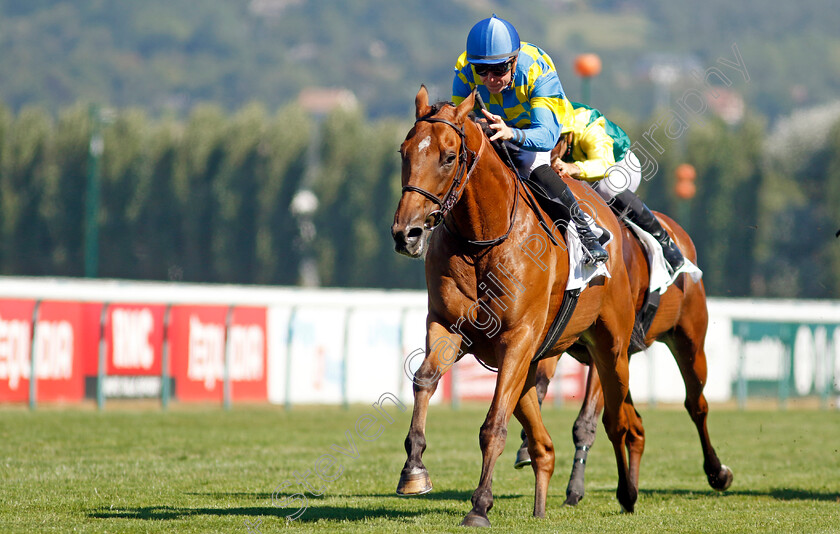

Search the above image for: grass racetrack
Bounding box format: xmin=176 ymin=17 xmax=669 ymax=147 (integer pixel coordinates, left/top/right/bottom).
xmin=2 ymin=402 xmax=839 ymax=533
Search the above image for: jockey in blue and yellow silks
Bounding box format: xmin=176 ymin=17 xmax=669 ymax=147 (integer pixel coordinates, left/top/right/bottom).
xmin=553 ymin=102 xmax=685 ymax=273
xmin=452 ymin=43 xmax=573 ymax=154
xmin=451 ymin=14 xmax=608 ymax=264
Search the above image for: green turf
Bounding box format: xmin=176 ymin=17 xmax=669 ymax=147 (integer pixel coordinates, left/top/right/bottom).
xmin=1 ymin=402 xmax=839 ymax=533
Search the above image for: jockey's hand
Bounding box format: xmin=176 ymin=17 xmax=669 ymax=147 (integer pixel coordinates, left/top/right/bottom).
xmin=481 ymin=109 xmax=513 ymax=142
xmin=553 ymin=160 xmax=581 ymax=179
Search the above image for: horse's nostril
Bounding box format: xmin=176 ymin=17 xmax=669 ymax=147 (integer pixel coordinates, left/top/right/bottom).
xmin=407 ymin=227 xmax=424 ymax=240
xmin=393 ymin=226 xmax=424 ymax=251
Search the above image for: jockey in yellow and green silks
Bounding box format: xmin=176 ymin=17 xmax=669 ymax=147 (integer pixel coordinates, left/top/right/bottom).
xmin=553 ymin=103 xmax=632 ymax=185
xmin=553 ymin=102 xmax=686 ymax=274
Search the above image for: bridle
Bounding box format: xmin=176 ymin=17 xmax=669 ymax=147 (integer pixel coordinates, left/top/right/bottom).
xmin=401 ymin=113 xmax=518 ymax=247
xmin=401 ymin=116 xmax=478 ymax=229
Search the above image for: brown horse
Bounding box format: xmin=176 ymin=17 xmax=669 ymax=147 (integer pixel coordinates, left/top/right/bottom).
xmin=390 ymin=85 xmax=644 ymax=527
xmin=513 ymin=214 xmax=734 ymax=505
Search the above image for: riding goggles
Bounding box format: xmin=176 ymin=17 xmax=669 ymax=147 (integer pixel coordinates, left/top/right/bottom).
xmin=473 ymin=59 xmax=514 ymax=77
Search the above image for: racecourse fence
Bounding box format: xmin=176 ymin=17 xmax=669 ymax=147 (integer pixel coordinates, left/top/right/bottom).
xmin=0 ymin=276 xmax=838 ymax=409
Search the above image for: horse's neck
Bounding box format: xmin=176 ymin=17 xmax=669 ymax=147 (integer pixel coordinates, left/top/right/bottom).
xmin=448 ymin=128 xmax=515 ymax=242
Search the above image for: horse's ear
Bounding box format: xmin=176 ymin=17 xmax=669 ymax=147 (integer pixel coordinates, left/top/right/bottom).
xmin=415 ymin=85 xmax=432 ymax=119
xmin=454 ymin=89 xmax=477 ymax=125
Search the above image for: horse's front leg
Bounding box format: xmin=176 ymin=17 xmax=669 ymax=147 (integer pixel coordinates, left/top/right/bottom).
xmin=396 ymin=321 xmax=461 ymax=496
xmin=513 ymin=364 xmax=555 ymax=519
xmin=461 ymin=332 xmax=534 ymax=527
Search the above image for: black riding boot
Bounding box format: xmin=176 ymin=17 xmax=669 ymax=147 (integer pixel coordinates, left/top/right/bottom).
xmin=529 ymin=164 xmax=608 ymax=265
xmin=610 ymin=190 xmax=685 ymax=274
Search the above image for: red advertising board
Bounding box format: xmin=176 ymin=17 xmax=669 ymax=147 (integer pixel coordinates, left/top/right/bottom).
xmin=105 ymin=304 xmax=166 ymax=376
xmin=0 ymin=299 xmax=87 ymax=403
xmin=81 ymin=303 xmax=104 ymax=377
xmin=453 ymin=354 xmax=586 ymax=403
xmin=229 ymin=307 xmax=268 ymax=402
xmin=0 ymin=299 xmax=35 ymax=402
xmin=169 ymin=305 xmax=267 ymax=402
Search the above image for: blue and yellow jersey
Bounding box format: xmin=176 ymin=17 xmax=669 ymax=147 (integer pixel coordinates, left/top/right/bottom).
xmin=452 ymin=42 xmax=573 ymax=152
xmin=565 ymin=102 xmax=632 ymax=182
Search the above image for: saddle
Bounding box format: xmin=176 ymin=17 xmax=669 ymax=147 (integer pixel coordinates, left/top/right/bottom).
xmin=472 ymin=116 xmax=609 ymax=249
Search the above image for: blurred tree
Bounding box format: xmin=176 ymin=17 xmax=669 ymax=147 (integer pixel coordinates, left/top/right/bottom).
xmin=314 ymin=108 xmax=369 ymax=287
xmin=0 ymin=103 xmax=9 ymax=266
xmin=790 ymin=117 xmax=840 ymax=297
xmin=50 ymin=104 xmax=90 ymax=276
xmin=174 ymin=104 xmax=227 ymax=282
xmin=311 ymin=108 xmax=421 ymax=288
xmin=756 ymin=103 xmax=840 ymax=297
xmin=255 ymin=106 xmax=310 ymax=285
xmin=99 ymin=109 xmax=146 ymax=278
xmin=211 ymin=103 xmax=266 ymax=284
xmin=826 ymin=120 xmax=840 ymax=296
xmin=684 ymin=115 xmax=764 ymax=296
xmin=127 ymin=119 xmax=181 ymax=280
xmin=0 ymin=106 xmax=55 ymax=275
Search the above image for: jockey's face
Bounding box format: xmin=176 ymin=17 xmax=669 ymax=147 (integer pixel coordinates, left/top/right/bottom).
xmin=476 ymin=58 xmax=515 ymax=94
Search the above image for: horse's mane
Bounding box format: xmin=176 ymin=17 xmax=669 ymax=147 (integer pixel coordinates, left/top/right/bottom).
xmin=430 ymin=101 xmax=454 ymax=114
xmin=426 ymin=100 xmax=481 ymax=126
xmin=414 ymin=101 xmax=455 ymax=122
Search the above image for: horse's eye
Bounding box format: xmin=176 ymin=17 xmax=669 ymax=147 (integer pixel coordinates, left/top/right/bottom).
xmin=443 ymin=152 xmax=457 ymax=166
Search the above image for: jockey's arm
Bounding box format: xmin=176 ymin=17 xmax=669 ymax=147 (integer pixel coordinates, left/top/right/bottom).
xmin=573 ymin=120 xmax=618 ymax=183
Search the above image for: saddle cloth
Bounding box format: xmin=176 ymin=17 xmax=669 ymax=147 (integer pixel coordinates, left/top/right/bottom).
xmin=623 ymin=219 xmax=702 ymax=294
xmin=564 ymin=221 xmax=612 ymax=291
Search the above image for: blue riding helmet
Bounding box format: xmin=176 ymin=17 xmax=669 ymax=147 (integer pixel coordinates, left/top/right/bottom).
xmin=466 ymin=14 xmax=520 ymax=64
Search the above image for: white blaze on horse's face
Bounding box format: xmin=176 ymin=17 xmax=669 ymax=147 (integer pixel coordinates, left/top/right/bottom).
xmin=392 ymin=130 xmax=450 ymax=259
xmin=417 ymin=136 xmax=431 ymax=153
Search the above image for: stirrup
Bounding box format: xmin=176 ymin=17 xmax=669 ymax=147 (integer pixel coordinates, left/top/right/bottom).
xmin=576 ymin=220 xmax=609 ymax=265
xmin=579 ymin=234 xmax=609 ymax=265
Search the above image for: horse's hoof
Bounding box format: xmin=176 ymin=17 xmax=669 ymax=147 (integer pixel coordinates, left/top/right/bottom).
xmin=513 ymin=446 xmax=532 ymax=469
xmin=564 ymin=491 xmax=583 ymax=506
xmin=396 ymin=468 xmax=433 ymax=496
xmin=460 ymin=512 xmax=491 ymax=527
xmin=617 ymin=487 xmax=637 ymax=514
xmin=708 ymin=464 xmax=734 ymax=491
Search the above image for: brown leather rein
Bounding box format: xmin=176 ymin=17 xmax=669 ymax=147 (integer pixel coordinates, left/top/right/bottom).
xmin=401 ymin=115 xmax=519 ymax=247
